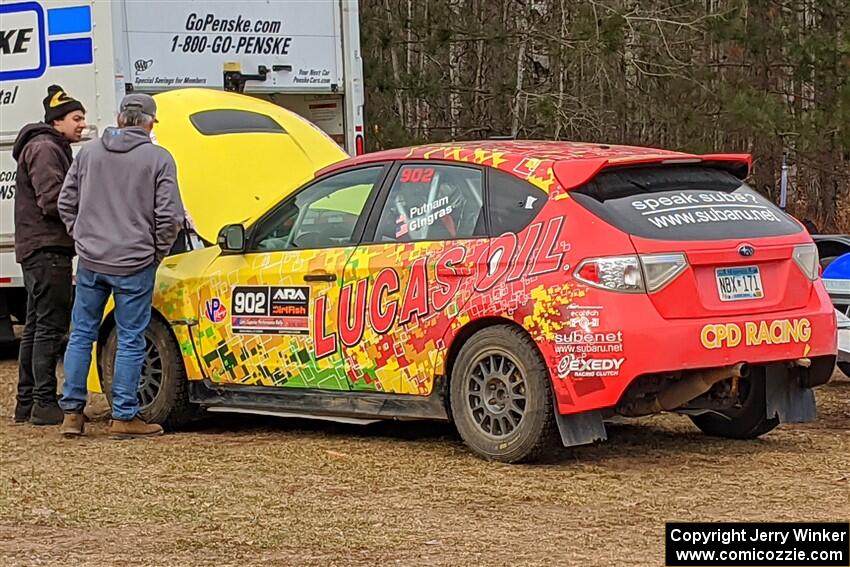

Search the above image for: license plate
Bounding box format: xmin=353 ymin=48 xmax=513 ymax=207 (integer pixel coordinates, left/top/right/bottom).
xmin=716 ymin=266 xmax=764 ymax=301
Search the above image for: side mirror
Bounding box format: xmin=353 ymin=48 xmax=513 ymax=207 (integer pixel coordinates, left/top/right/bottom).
xmin=217 ymin=224 xmax=246 ymax=253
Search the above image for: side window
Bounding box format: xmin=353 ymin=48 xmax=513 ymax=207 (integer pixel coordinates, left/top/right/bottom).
xmin=373 ymin=164 xmax=485 ymax=243
xmin=251 ymin=167 xmax=383 ymax=251
xmin=488 ymin=169 xmax=548 ymax=235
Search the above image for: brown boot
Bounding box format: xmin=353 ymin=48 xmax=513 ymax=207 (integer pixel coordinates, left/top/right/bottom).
xmin=59 ymin=412 xmax=85 ymax=437
xmin=109 ymin=417 xmax=163 ymax=439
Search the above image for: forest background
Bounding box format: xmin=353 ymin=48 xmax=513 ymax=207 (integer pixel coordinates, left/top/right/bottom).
xmin=360 ymin=0 xmax=850 ymax=231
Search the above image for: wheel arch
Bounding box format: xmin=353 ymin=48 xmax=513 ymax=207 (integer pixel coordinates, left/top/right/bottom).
xmin=442 ymin=316 xmax=544 ymax=418
xmin=96 ymin=305 xmax=197 ymax=428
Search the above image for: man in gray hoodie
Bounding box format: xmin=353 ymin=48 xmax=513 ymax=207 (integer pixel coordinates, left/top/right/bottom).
xmin=57 ymin=93 xmax=184 ymax=438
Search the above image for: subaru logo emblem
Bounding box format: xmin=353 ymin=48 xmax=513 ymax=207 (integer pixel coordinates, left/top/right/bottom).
xmin=738 ymin=245 xmax=755 ymax=257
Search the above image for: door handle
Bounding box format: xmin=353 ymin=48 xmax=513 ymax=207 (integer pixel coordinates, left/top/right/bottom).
xmin=304 ymin=272 xmax=337 ymax=282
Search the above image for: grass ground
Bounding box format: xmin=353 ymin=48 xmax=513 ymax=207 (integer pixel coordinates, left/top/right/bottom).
xmin=0 ymin=351 xmax=847 ymax=566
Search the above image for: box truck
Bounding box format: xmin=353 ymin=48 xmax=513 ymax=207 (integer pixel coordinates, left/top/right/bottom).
xmin=0 ymin=0 xmax=365 ymax=340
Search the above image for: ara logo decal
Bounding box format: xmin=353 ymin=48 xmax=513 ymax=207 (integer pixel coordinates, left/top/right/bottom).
xmin=204 ymin=297 xmax=227 ymax=323
xmin=273 ymin=287 xmax=307 ymax=302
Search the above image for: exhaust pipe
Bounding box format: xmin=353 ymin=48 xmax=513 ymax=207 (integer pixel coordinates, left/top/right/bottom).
xmin=620 ymin=363 xmax=749 ymax=417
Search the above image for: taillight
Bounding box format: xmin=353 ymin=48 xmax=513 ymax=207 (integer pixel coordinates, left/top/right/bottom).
xmin=792 ymin=244 xmax=819 ymax=281
xmin=575 ymin=256 xmax=644 ymax=293
xmin=574 ymin=253 xmax=688 ymax=293
xmin=640 ymin=253 xmax=688 ymax=292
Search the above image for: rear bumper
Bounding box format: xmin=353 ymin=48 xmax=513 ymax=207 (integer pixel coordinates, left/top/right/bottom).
xmin=547 ymin=287 xmax=837 ymax=415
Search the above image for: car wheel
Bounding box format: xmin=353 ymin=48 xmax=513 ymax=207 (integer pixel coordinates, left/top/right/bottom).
xmin=449 ymin=325 xmax=558 ymax=463
xmin=837 ymin=361 xmax=850 ymax=379
xmin=100 ymin=316 xmax=196 ymax=429
xmin=689 ymin=369 xmax=778 ymax=439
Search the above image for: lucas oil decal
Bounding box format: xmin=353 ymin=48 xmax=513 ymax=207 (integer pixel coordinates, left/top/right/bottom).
xmin=231 ymin=286 xmax=310 ymax=335
xmin=700 ymin=318 xmax=811 ymax=349
xmin=313 ymin=216 xmax=568 ymax=359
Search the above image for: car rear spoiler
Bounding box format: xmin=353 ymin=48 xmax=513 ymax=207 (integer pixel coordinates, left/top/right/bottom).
xmin=553 ymin=153 xmax=752 ymax=191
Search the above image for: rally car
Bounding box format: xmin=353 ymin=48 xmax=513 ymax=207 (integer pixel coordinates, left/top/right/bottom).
xmin=93 ymin=126 xmax=837 ymax=462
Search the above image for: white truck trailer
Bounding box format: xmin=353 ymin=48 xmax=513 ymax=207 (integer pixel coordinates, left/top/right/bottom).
xmin=0 ymin=0 xmax=365 ymax=341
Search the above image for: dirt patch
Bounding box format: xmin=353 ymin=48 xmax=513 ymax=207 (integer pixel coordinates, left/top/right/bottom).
xmin=0 ymin=355 xmax=847 ymax=566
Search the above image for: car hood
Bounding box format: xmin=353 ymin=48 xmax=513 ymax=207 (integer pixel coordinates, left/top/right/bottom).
xmin=152 ymin=88 xmax=348 ymax=242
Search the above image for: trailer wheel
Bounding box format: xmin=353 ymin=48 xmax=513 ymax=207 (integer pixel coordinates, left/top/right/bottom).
xmin=689 ymin=370 xmax=778 ymax=439
xmin=449 ymin=325 xmax=558 ymax=463
xmin=100 ymin=317 xmax=196 ymax=429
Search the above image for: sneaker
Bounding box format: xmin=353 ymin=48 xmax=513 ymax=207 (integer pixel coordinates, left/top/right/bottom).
xmin=109 ymin=417 xmax=163 ymax=439
xmin=13 ymin=401 xmax=32 ymax=424
xmin=59 ymin=412 xmax=85 ymax=437
xmin=30 ymin=402 xmax=64 ymax=426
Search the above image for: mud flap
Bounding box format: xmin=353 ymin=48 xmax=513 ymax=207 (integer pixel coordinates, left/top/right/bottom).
xmin=554 ymin=404 xmax=607 ymax=448
xmin=764 ymin=363 xmax=816 ymax=424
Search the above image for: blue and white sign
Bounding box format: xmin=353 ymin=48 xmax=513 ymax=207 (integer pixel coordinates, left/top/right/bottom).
xmin=0 ymin=2 xmax=92 ymax=82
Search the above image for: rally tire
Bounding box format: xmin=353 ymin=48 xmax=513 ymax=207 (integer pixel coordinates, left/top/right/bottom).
xmin=689 ymin=371 xmax=779 ymax=439
xmin=101 ymin=316 xmax=195 ymax=429
xmin=449 ymin=325 xmax=559 ymax=463
xmin=838 ymin=361 xmax=850 ymax=379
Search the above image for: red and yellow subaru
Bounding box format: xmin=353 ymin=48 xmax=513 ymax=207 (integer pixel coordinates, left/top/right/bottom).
xmin=98 ymin=133 xmax=837 ymax=462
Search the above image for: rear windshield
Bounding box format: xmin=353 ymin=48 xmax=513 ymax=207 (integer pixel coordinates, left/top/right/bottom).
xmin=572 ymin=166 xmax=801 ymax=240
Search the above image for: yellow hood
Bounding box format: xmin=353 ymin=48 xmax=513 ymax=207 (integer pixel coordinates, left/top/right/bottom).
xmin=151 ymin=89 xmax=348 ymax=242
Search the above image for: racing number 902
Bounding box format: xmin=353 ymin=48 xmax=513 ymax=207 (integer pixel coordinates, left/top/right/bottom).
xmin=400 ymin=167 xmax=435 ymax=184
xmin=233 ymin=290 xmax=266 ymax=315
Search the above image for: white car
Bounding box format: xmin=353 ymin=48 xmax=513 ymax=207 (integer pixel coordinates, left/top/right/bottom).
xmin=836 ymin=309 xmax=850 ymax=377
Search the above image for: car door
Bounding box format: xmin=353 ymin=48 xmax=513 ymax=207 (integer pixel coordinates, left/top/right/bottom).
xmin=338 ymin=162 xmax=489 ymax=395
xmin=194 ymin=165 xmax=388 ymax=389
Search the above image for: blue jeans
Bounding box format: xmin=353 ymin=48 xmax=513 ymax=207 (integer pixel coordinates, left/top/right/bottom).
xmin=60 ymin=264 xmax=156 ymax=421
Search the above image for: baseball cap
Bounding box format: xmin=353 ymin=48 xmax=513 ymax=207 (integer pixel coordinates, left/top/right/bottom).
xmin=120 ymin=93 xmax=158 ymax=122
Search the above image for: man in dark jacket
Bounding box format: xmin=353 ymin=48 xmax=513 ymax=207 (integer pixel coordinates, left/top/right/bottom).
xmin=12 ymin=85 xmax=86 ymax=425
xmin=58 ymin=93 xmax=184 ymax=438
